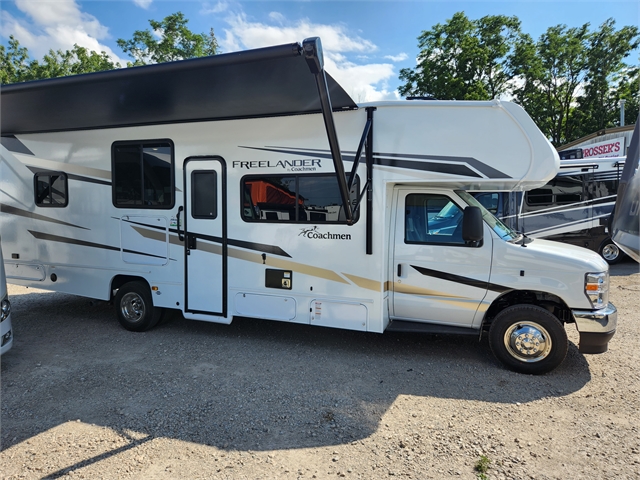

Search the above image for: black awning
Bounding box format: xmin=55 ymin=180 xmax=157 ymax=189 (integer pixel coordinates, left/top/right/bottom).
xmin=1 ymin=42 xmax=357 ymax=135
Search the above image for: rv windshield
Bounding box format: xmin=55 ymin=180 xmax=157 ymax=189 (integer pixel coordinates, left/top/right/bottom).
xmin=456 ymin=190 xmax=520 ymax=241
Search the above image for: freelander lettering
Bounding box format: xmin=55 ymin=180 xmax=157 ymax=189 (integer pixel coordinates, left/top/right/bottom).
xmin=233 ymin=159 xmax=322 ymax=169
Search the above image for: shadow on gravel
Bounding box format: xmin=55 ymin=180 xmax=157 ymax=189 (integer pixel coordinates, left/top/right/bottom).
xmin=609 ymin=257 xmax=639 ymax=277
xmin=2 ymin=290 xmax=591 ymax=456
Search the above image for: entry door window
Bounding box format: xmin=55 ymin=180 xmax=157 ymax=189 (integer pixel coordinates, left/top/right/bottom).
xmin=191 ymin=171 xmax=217 ymax=219
xmin=405 ymin=194 xmax=465 ymax=245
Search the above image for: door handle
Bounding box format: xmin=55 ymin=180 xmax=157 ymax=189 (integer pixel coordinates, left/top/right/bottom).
xmin=177 ymin=206 xmax=184 ymax=241
xmin=397 ymin=264 xmax=402 ymax=277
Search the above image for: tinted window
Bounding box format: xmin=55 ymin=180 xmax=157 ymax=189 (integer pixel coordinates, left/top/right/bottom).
xmin=113 ymin=141 xmax=173 ymax=208
xmin=525 ymin=175 xmax=583 ymax=209
xmin=242 ymin=174 xmax=358 ymax=223
xmin=34 ymin=172 xmax=68 ymax=207
xmin=405 ymin=194 xmax=465 ymax=245
xmin=191 ymin=171 xmax=217 ymax=219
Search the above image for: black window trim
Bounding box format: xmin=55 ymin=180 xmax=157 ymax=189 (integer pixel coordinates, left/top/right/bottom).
xmin=240 ymin=172 xmax=360 ymax=225
xmin=33 ymin=170 xmax=68 ymax=208
xmin=404 ymin=193 xmax=468 ymax=247
xmin=111 ymin=138 xmax=175 ymax=209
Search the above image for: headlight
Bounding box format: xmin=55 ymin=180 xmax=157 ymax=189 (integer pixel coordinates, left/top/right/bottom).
xmin=585 ymin=272 xmax=609 ymax=309
xmin=1 ymin=297 xmax=10 ymax=322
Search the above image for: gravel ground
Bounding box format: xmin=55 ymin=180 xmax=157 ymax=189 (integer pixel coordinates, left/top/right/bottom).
xmin=1 ymin=259 xmax=639 ymax=480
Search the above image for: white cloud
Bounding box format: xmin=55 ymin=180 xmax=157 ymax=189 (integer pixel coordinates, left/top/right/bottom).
xmin=218 ymin=12 xmax=397 ymax=101
xmin=132 ymin=0 xmax=153 ymax=9
xmin=1 ymin=0 xmax=125 ymax=65
xmin=384 ymin=53 xmax=408 ymax=62
xmin=201 ymin=2 xmax=229 ymax=15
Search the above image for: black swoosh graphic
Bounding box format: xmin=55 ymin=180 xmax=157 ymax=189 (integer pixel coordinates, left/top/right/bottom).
xmin=26 ymin=166 xmax=111 ymax=186
xmin=1 ymin=135 xmax=34 ymax=155
xmin=411 ymin=265 xmax=510 ymax=293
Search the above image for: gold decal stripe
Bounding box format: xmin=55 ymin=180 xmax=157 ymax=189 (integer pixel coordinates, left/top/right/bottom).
xmin=394 ymin=282 xmax=464 ymax=299
xmin=132 ymin=226 xmax=349 ymax=284
xmin=342 ymin=273 xmax=381 ymax=291
xmin=230 ymin=249 xmax=349 ymax=284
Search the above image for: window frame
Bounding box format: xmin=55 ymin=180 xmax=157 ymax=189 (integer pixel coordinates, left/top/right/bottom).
xmin=240 ymin=172 xmax=360 ymax=224
xmin=111 ymin=139 xmax=175 ymax=209
xmin=404 ymin=193 xmax=468 ymax=247
xmin=33 ymin=171 xmax=68 ymax=208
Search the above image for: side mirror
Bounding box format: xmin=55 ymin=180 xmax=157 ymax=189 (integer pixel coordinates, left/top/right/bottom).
xmin=462 ymin=206 xmax=484 ymax=244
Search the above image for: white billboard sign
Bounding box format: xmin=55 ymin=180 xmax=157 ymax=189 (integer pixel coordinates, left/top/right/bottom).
xmin=581 ymin=137 xmax=625 ymax=158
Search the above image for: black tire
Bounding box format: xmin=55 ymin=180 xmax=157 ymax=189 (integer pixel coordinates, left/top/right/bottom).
xmin=599 ymin=237 xmax=624 ymax=265
xmin=114 ymin=281 xmax=163 ymax=332
xmin=488 ymin=305 xmax=568 ymax=375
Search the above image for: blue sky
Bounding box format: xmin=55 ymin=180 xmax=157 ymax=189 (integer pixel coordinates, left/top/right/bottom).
xmin=2 ymin=1 xmax=639 ymax=100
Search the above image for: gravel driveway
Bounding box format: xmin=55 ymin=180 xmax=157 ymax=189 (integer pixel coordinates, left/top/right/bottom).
xmin=1 ymin=260 xmax=639 ymax=479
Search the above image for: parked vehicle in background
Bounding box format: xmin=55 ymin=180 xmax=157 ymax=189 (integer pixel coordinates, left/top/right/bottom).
xmin=1 ymin=237 xmax=13 ymax=355
xmin=472 ymin=156 xmax=628 ymax=264
xmin=611 ymin=116 xmax=640 ymax=262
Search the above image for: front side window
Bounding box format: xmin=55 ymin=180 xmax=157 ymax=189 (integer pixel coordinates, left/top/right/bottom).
xmin=112 ymin=141 xmax=174 ymax=208
xmin=405 ymin=194 xmax=465 ymax=245
xmin=242 ymin=174 xmax=359 ymax=223
xmin=34 ymin=172 xmax=68 ymax=207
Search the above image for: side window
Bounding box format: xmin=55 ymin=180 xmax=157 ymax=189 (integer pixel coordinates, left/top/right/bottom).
xmin=34 ymin=172 xmax=68 ymax=207
xmin=112 ymin=140 xmax=174 ymax=208
xmin=241 ymin=174 xmax=359 ymax=223
xmin=405 ymin=194 xmax=465 ymax=245
xmin=525 ymin=175 xmax=583 ymax=210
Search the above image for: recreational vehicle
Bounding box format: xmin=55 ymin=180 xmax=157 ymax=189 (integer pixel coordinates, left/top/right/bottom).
xmin=472 ymin=156 xmax=628 ymax=264
xmin=611 ymin=117 xmax=640 ymax=262
xmin=1 ymin=237 xmax=13 ymax=355
xmin=0 ymin=38 xmax=617 ymax=374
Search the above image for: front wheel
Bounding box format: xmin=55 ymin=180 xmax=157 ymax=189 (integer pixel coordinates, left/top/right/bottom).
xmin=114 ymin=281 xmax=163 ymax=332
xmin=489 ymin=305 xmax=568 ymax=374
xmin=599 ymin=238 xmax=624 ymax=265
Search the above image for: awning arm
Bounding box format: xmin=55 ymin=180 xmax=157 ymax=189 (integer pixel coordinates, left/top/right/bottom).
xmin=303 ymin=37 xmax=354 ymax=224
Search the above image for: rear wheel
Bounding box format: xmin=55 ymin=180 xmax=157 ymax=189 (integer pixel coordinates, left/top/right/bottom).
xmin=489 ymin=305 xmax=568 ymax=374
xmin=599 ymin=238 xmax=623 ymax=265
xmin=114 ymin=281 xmax=163 ymax=332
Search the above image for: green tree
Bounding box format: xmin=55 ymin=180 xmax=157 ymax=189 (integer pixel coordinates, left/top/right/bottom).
xmin=117 ymin=12 xmax=218 ymax=66
xmin=616 ymin=67 xmax=640 ymax=126
xmin=27 ymin=44 xmax=119 ymax=80
xmin=0 ymin=35 xmax=30 ymax=84
xmin=1 ymin=36 xmax=119 ymax=84
xmin=399 ymin=12 xmax=521 ymax=100
xmin=510 ymin=24 xmax=591 ymax=146
xmin=575 ymin=20 xmax=639 ymax=136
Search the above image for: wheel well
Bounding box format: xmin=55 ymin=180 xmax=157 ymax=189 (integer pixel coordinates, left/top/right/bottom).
xmin=482 ymin=290 xmax=572 ymax=331
xmin=110 ymin=275 xmax=150 ymax=300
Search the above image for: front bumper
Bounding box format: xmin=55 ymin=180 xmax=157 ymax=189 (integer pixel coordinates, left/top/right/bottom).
xmin=572 ymin=303 xmax=617 ymax=354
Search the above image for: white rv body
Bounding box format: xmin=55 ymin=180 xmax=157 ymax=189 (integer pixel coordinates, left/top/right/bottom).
xmin=0 ymin=39 xmax=617 ymax=373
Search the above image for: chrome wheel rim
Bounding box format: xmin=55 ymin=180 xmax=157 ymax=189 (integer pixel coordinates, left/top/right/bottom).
xmin=121 ymin=292 xmax=145 ymax=323
xmin=504 ymin=321 xmax=552 ymax=363
xmin=602 ymin=243 xmax=620 ymax=261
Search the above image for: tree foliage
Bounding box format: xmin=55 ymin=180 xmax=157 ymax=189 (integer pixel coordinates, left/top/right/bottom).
xmin=399 ymin=12 xmax=521 ymax=100
xmin=1 ymin=11 xmax=219 ymax=85
xmin=116 ymin=12 xmax=218 ymax=66
xmin=402 ymin=13 xmax=640 ymax=145
xmin=1 ymin=36 xmax=119 ymax=84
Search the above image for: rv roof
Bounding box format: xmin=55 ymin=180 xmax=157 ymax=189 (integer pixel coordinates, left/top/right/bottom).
xmin=1 ymin=42 xmax=357 ymax=135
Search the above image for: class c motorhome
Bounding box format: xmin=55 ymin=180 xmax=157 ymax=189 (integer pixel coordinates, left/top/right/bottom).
xmin=0 ymin=38 xmax=617 ymax=374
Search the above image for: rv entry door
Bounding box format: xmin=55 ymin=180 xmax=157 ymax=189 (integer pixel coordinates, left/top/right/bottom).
xmin=392 ymin=188 xmax=492 ymax=328
xmin=183 ymin=157 xmax=227 ymax=317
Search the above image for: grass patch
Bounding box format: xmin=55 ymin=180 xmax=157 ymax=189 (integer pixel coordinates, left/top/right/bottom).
xmin=475 ymin=455 xmax=491 ymax=479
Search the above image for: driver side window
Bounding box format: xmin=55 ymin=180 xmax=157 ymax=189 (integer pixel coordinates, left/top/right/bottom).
xmin=405 ymin=194 xmax=465 ymax=245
